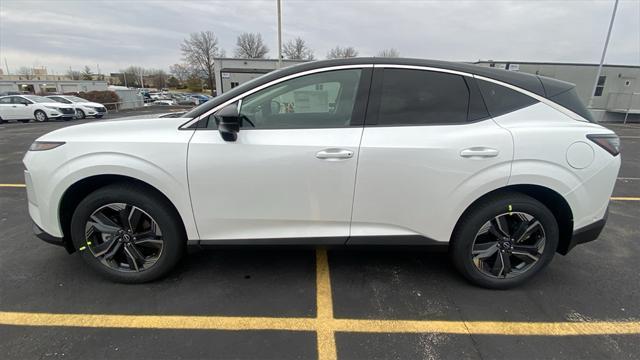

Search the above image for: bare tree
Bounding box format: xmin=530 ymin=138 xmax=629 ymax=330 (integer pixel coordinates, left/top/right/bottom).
xmin=234 ymin=32 xmax=269 ymax=59
xmin=377 ymin=48 xmax=400 ymax=58
xmin=81 ymin=65 xmax=93 ymax=80
xmin=326 ymin=46 xmax=358 ymax=59
xmin=120 ymin=66 xmax=146 ymax=87
xmin=147 ymin=69 xmax=168 ymax=89
xmin=67 ymin=69 xmax=81 ymax=80
xmin=181 ymin=31 xmax=222 ymax=95
xmin=282 ymin=37 xmax=314 ymax=60
xmin=169 ymin=63 xmax=191 ymax=83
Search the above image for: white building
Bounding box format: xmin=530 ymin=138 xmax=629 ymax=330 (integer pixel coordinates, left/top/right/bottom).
xmin=0 ymin=74 xmax=108 ymax=95
xmin=214 ymin=58 xmax=305 ymax=95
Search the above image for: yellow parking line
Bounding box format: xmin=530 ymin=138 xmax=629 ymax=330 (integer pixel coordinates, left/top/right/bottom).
xmin=0 ymin=184 xmax=26 ymax=188
xmin=316 ymin=249 xmax=337 ymax=360
xmin=0 ymin=311 xmax=315 ymax=331
xmin=2 ymin=311 xmax=640 ymax=336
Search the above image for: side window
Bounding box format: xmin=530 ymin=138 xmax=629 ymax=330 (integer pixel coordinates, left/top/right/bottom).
xmin=0 ymin=97 xmax=11 ymax=104
xmin=477 ymin=79 xmax=538 ymax=118
xmin=12 ymin=97 xmax=30 ymax=105
xmin=238 ymin=69 xmax=362 ymax=129
xmin=374 ymin=69 xmax=471 ymax=126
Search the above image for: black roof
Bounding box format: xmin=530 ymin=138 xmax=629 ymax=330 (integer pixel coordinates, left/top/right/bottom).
xmin=190 ymin=57 xmax=574 ymax=118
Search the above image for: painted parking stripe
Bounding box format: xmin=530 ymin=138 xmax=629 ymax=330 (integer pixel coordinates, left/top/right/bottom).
xmin=1 ymin=311 xmax=639 ymax=336
xmin=0 ymin=184 xmax=26 ymax=187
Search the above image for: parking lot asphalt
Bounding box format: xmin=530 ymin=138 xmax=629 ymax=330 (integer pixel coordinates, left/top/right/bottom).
xmin=0 ymin=117 xmax=639 ymax=359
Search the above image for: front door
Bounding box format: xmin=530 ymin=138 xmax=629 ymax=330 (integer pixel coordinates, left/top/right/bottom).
xmin=188 ymin=67 xmax=371 ymax=242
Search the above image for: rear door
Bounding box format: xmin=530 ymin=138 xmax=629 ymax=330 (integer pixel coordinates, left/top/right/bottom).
xmin=188 ymin=66 xmax=372 ymax=242
xmin=350 ymin=66 xmax=513 ymax=244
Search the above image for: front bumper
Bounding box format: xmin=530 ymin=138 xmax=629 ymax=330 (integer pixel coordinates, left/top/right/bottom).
xmin=559 ymin=207 xmax=608 ymax=255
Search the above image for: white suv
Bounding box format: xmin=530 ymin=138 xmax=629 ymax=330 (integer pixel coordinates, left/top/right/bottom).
xmin=0 ymin=95 xmax=75 ymax=122
xmin=46 ymin=95 xmax=107 ymax=119
xmin=23 ymin=58 xmax=621 ymax=288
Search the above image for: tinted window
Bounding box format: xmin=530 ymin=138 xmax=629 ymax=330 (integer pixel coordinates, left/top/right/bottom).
xmin=376 ymin=69 xmax=470 ymax=126
xmin=549 ymin=87 xmax=594 ymax=122
xmin=12 ymin=97 xmax=31 ymax=105
xmin=0 ymin=97 xmax=11 ymax=104
xmin=477 ymin=79 xmax=538 ymax=118
xmin=238 ymin=69 xmax=362 ymax=129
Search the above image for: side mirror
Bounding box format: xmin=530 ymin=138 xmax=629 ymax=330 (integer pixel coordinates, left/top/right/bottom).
xmin=215 ymin=103 xmax=240 ymax=142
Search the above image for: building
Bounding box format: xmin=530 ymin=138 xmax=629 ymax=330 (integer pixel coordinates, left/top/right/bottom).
xmin=213 ymin=58 xmax=305 ymax=95
xmin=475 ymin=61 xmax=640 ymax=122
xmin=0 ymin=67 xmax=109 ymax=94
xmin=0 ymin=73 xmax=108 ymax=95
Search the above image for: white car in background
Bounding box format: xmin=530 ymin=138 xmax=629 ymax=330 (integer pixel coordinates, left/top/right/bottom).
xmin=46 ymin=95 xmax=107 ymax=119
xmin=0 ymin=95 xmax=75 ymax=123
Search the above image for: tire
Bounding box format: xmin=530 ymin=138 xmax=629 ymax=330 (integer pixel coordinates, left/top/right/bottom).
xmin=70 ymin=183 xmax=186 ymax=283
xmin=34 ymin=110 xmax=48 ymax=122
xmin=76 ymin=109 xmax=85 ymax=119
xmin=450 ymin=192 xmax=559 ymax=289
xmin=18 ymin=119 xmax=30 ymax=123
xmin=0 ymin=117 xmax=5 ymax=124
xmin=94 ymin=114 xmax=103 ymax=119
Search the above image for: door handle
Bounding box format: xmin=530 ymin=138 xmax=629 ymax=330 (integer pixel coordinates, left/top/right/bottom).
xmin=316 ymin=148 xmax=354 ymax=160
xmin=460 ymin=147 xmax=499 ymax=158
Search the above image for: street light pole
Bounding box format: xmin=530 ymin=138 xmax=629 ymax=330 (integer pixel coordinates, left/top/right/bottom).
xmin=277 ymin=0 xmax=282 ymax=68
xmin=588 ymin=0 xmax=619 ymax=114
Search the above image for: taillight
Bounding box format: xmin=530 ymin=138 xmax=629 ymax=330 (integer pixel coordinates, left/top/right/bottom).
xmin=587 ymin=134 xmax=620 ymax=156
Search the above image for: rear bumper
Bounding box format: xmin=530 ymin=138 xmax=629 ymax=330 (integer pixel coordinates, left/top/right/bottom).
xmin=33 ymin=222 xmax=75 ymax=253
xmin=560 ymin=207 xmax=608 ymax=255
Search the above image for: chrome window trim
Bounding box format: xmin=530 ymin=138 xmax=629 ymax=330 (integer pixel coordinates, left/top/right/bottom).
xmin=180 ymin=64 xmax=374 ymax=129
xmin=473 ymin=74 xmax=588 ymax=122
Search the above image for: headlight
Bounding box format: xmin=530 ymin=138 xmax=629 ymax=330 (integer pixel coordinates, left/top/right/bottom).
xmin=44 ymin=106 xmax=60 ymax=111
xmin=29 ymin=141 xmax=66 ymax=151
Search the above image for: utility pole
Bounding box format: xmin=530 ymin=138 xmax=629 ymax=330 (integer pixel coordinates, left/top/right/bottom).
xmin=4 ymin=58 xmax=9 ymax=75
xmin=123 ymin=72 xmax=128 ymax=88
xmin=140 ymin=69 xmax=144 ymax=89
xmin=588 ymin=0 xmax=619 ymax=113
xmin=277 ymin=0 xmax=282 ymax=67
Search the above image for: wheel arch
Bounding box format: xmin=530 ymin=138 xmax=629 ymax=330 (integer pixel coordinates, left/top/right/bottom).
xmin=451 ymin=184 xmax=574 ymax=255
xmin=58 ymin=174 xmax=188 ymax=253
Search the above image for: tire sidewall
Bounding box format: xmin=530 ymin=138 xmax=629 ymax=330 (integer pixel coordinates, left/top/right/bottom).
xmin=70 ymin=184 xmax=185 ymax=283
xmin=451 ymin=194 xmax=559 ymax=289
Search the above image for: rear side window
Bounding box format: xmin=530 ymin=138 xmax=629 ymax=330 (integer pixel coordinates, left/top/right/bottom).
xmin=549 ymin=87 xmax=594 ymax=122
xmin=373 ymin=69 xmax=472 ymax=126
xmin=477 ymin=79 xmax=538 ymax=118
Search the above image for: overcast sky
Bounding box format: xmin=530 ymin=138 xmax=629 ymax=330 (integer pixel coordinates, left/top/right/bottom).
xmin=0 ymin=0 xmax=639 ymax=75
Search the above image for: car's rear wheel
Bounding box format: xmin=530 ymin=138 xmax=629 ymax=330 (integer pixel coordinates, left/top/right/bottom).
xmin=76 ymin=109 xmax=85 ymax=119
xmin=450 ymin=192 xmax=558 ymax=289
xmin=34 ymin=110 xmax=48 ymax=122
xmin=70 ymin=184 xmax=185 ymax=283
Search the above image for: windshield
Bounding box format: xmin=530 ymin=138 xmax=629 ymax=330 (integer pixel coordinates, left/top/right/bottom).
xmin=24 ymin=95 xmax=54 ymax=103
xmin=67 ymin=96 xmax=89 ymax=102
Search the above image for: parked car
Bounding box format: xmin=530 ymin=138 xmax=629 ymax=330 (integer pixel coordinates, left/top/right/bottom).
xmin=152 ymin=99 xmax=176 ymax=106
xmin=24 ymin=58 xmax=620 ymax=288
xmin=0 ymin=95 xmax=75 ymax=123
xmin=46 ymin=95 xmax=107 ymax=119
xmin=189 ymin=94 xmax=210 ymax=105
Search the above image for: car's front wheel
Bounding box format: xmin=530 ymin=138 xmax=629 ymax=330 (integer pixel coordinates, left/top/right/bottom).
xmin=34 ymin=110 xmax=48 ymax=122
xmin=450 ymin=192 xmax=559 ymax=289
xmin=76 ymin=109 xmax=85 ymax=119
xmin=70 ymin=184 xmax=186 ymax=283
